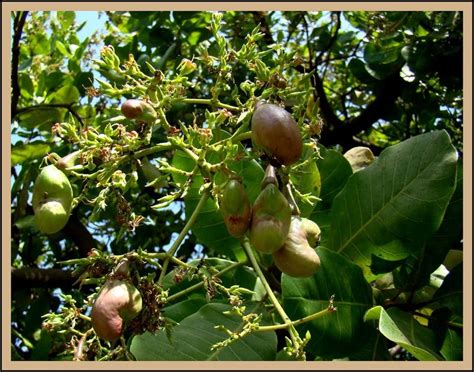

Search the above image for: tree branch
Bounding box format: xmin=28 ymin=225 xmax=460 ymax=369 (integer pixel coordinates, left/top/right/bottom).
xmin=62 ymin=212 xmax=97 ymax=257
xmin=11 ymin=11 xmax=29 ymax=119
xmin=11 ymin=267 xmax=79 ymax=289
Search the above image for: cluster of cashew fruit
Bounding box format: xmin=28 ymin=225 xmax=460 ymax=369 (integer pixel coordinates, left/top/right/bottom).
xmin=221 ymin=103 xmax=321 ymax=277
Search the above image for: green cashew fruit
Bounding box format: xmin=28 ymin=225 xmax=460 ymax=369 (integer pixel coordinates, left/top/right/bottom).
xmin=32 ymin=165 xmax=73 ymax=234
xmin=220 ymin=178 xmax=252 ymax=238
xmin=249 ymin=167 xmax=292 ymax=254
xmin=273 ymin=216 xmax=321 ymax=277
xmin=91 ymin=279 xmax=143 ymax=342
xmin=121 ymin=99 xmax=157 ymax=122
xmin=251 ymin=103 xmax=303 ymax=166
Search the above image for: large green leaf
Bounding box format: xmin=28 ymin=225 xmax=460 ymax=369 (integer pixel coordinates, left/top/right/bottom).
xmin=397 ymin=159 xmax=463 ymax=289
xmin=130 ymin=303 xmax=277 ymax=360
xmin=364 ymin=306 xmax=443 ymax=361
xmin=11 ymin=141 xmax=51 ymax=166
xmin=281 ymin=247 xmax=373 ymax=358
xmin=16 ymin=107 xmax=65 ymax=130
xmin=310 ymin=146 xmax=353 ymax=247
xmin=329 ymin=130 xmax=458 ymax=274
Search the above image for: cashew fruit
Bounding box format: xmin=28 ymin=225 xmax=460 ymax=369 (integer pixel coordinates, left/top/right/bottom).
xmin=273 ymin=216 xmax=321 ymax=277
xmin=91 ymin=279 xmax=143 ymax=342
xmin=32 ymin=165 xmax=73 ymax=234
xmin=343 ymin=146 xmax=375 ymax=172
xmin=121 ymin=99 xmax=157 ymax=122
xmin=249 ymin=176 xmax=292 ymax=254
xmin=220 ymin=178 xmax=252 ymax=238
xmin=251 ymin=103 xmax=303 ymax=166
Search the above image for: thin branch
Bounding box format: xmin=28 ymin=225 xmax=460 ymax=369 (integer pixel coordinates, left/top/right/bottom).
xmin=11 ymin=11 xmax=29 ymax=118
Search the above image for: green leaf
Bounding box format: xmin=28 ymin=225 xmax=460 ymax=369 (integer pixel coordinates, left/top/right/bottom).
xmin=11 ymin=141 xmax=51 ymax=166
xmin=364 ymin=306 xmax=443 ymax=361
xmin=329 ymin=131 xmax=458 ymax=273
xmin=364 ymin=41 xmax=402 ymax=65
xmin=347 ymin=325 xmax=392 ymax=361
xmin=289 ymin=144 xmax=321 ymax=217
xmin=397 ymin=159 xmax=463 ymax=289
xmin=440 ymin=328 xmax=463 ymax=361
xmin=19 ymin=73 xmax=35 ymax=99
xmin=281 ymin=247 xmax=373 ymax=359
xmin=310 ymin=146 xmax=353 ymax=247
xmin=431 ymin=263 xmax=462 ymax=317
xmin=16 ymin=108 xmax=65 ymax=130
xmin=163 ymin=298 xmax=208 ymax=323
xmin=55 ymin=40 xmax=71 ymax=57
xmin=348 ymin=58 xmax=377 ymax=85
xmin=49 ymin=85 xmax=80 ymax=104
xmin=130 ymin=303 xmax=277 ymax=361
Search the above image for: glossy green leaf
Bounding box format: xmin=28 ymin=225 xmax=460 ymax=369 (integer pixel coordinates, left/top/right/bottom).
xmin=289 ymin=143 xmax=321 ymax=217
xmin=11 ymin=141 xmax=51 ymax=166
xmin=329 ymin=131 xmax=458 ymax=274
xmin=163 ymin=298 xmax=208 ymax=323
xmin=281 ymin=247 xmax=373 ymax=358
xmin=310 ymin=146 xmax=353 ymax=246
xmin=364 ymin=306 xmax=443 ymax=361
xmin=130 ymin=303 xmax=277 ymax=360
xmin=364 ymin=41 xmax=402 ymax=65
xmin=16 ymin=108 xmax=65 ymax=130
xmin=440 ymin=328 xmax=463 ymax=361
xmin=49 ymin=85 xmax=80 ymax=104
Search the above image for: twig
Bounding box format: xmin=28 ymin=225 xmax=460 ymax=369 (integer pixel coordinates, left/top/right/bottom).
xmin=157 ymin=187 xmax=210 ymax=284
xmin=240 ymin=238 xmax=300 ymax=346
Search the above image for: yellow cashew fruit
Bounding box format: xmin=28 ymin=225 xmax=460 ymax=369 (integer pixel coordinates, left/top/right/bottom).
xmin=32 ymin=165 xmax=73 ymax=234
xmin=272 ymin=216 xmax=321 ymax=277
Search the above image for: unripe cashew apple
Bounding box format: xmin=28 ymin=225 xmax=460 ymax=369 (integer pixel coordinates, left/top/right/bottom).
xmin=121 ymin=99 xmax=157 ymax=122
xmin=220 ymin=178 xmax=252 ymax=238
xmin=251 ymin=103 xmax=303 ymax=166
xmin=32 ymin=165 xmax=73 ymax=234
xmin=273 ymin=216 xmax=321 ymax=277
xmin=250 ymin=182 xmax=292 ymax=254
xmin=91 ymin=279 xmax=143 ymax=342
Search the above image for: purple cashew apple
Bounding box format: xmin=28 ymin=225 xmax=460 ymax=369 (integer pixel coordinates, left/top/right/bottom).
xmin=273 ymin=216 xmax=321 ymax=277
xmin=32 ymin=165 xmax=73 ymax=234
xmin=220 ymin=178 xmax=252 ymax=238
xmin=91 ymin=279 xmax=143 ymax=342
xmin=251 ymin=103 xmax=303 ymax=166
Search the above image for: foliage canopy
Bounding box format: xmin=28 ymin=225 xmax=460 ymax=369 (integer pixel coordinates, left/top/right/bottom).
xmin=10 ymin=10 xmax=464 ymax=362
